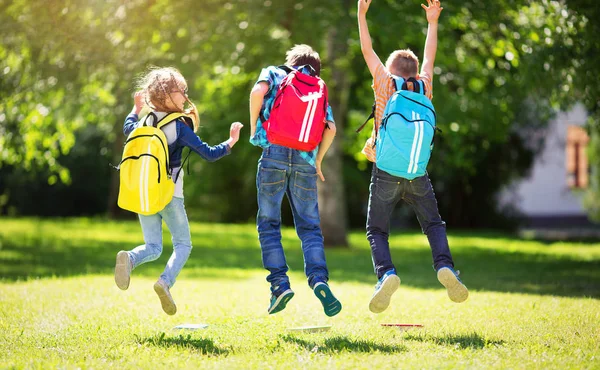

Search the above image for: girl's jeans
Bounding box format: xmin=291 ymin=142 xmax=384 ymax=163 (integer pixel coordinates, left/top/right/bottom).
xmin=367 ymin=164 xmax=454 ymax=279
xmin=127 ymin=197 xmax=192 ymax=288
xmin=256 ymin=144 xmax=329 ymax=292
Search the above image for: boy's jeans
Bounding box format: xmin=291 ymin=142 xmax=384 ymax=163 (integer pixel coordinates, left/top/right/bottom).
xmin=256 ymin=144 xmax=328 ymax=291
xmin=366 ymin=164 xmax=454 ymax=279
xmin=128 ymin=197 xmax=192 ymax=288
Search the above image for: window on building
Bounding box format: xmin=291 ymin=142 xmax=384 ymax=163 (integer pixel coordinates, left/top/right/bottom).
xmin=566 ymin=125 xmax=590 ymax=189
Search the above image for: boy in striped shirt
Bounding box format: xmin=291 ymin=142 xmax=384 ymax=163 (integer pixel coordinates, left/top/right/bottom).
xmin=357 ymin=0 xmax=469 ymax=313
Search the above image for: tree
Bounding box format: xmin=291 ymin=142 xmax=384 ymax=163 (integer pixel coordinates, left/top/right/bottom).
xmin=1 ymin=0 xmax=595 ymax=235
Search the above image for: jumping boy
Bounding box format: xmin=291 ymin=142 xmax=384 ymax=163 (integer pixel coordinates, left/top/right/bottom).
xmin=357 ymin=0 xmax=469 ymax=313
xmin=249 ymin=44 xmax=342 ymax=317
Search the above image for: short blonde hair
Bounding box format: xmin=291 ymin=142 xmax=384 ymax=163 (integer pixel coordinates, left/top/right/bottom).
xmin=136 ymin=67 xmax=188 ymax=113
xmin=385 ymin=49 xmax=419 ymax=78
xmin=285 ymin=44 xmax=321 ymax=76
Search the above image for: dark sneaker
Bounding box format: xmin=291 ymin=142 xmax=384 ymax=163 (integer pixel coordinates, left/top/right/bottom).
xmin=369 ymin=269 xmax=401 ymax=313
xmin=313 ymin=282 xmax=342 ymax=317
xmin=114 ymin=251 xmax=132 ymax=290
xmin=154 ymin=279 xmax=177 ymax=315
xmin=437 ymin=267 xmax=469 ymax=303
xmin=268 ymin=286 xmax=295 ymax=315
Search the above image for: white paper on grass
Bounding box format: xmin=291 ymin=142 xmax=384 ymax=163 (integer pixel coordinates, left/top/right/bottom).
xmin=172 ymin=323 xmax=209 ymax=330
xmin=287 ymin=325 xmax=332 ymax=332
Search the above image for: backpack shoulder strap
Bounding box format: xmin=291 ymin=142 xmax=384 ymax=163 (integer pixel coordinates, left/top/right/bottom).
xmin=356 ymin=103 xmax=375 ymax=134
xmin=143 ymin=112 xmax=160 ymax=127
xmin=392 ymin=76 xmax=427 ymax=96
xmin=154 ymin=112 xmax=195 ymax=130
xmin=277 ymin=65 xmax=294 ymax=74
xmin=392 ymin=76 xmax=404 ymax=92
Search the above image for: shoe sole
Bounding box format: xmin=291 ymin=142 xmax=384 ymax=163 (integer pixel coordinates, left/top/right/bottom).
xmin=114 ymin=251 xmax=131 ymax=290
xmin=437 ymin=268 xmax=469 ymax=303
xmin=314 ymin=283 xmax=342 ymax=317
xmin=268 ymin=290 xmax=294 ymax=315
xmin=369 ymin=274 xmax=400 ymax=314
xmin=154 ymin=281 xmax=177 ymax=315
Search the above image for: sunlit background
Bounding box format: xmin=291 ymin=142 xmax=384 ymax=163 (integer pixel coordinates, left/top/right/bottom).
xmin=1 ymin=0 xmax=599 ymax=242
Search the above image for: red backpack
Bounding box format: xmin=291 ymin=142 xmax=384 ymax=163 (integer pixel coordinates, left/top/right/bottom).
xmin=264 ymin=66 xmax=329 ymax=151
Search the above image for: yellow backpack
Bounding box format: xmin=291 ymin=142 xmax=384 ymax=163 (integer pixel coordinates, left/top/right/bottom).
xmin=117 ymin=112 xmax=193 ymax=215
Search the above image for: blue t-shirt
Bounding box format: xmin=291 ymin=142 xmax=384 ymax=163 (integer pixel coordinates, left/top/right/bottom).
xmin=250 ymin=66 xmax=335 ymax=167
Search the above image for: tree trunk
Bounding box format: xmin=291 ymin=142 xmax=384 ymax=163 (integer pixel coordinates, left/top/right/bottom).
xmin=318 ymin=19 xmax=351 ymax=248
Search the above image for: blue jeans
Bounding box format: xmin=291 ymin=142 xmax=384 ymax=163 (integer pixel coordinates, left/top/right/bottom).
xmin=366 ymin=165 xmax=454 ymax=278
xmin=256 ymin=144 xmax=328 ymax=292
xmin=127 ymin=197 xmax=192 ymax=287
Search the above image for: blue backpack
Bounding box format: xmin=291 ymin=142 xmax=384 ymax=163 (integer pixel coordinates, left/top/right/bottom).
xmin=375 ymin=77 xmax=437 ymax=180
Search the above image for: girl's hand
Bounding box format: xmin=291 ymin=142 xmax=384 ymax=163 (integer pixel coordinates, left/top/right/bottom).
xmin=229 ymin=122 xmax=244 ymax=144
xmin=133 ymin=91 xmax=145 ymax=114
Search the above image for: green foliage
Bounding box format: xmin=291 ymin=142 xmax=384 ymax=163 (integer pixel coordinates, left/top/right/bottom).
xmin=0 ymin=218 xmax=599 ymax=368
xmin=0 ymin=0 xmax=596 ymax=226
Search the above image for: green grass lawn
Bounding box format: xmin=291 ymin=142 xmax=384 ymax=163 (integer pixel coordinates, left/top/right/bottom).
xmin=1 ymin=218 xmax=599 ymax=369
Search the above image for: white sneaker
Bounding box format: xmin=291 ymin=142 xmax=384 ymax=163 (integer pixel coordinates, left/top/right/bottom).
xmin=369 ymin=271 xmax=401 ymax=313
xmin=114 ymin=251 xmax=132 ymax=290
xmin=154 ymin=279 xmax=177 ymax=315
xmin=437 ymin=267 xmax=469 ymax=303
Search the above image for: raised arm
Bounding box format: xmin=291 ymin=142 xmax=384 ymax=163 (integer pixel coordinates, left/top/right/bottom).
xmin=420 ymin=0 xmax=443 ymax=78
xmin=357 ymin=0 xmax=383 ymax=77
xmin=123 ymin=91 xmax=146 ymax=136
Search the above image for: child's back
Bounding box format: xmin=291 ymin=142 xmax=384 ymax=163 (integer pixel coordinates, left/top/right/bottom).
xmin=357 ymin=0 xmax=468 ymax=314
xmin=248 ymin=45 xmax=342 ymax=317
xmin=114 ymin=67 xmax=243 ymax=315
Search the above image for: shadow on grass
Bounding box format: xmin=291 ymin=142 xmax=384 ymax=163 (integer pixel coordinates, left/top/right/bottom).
xmin=137 ymin=332 xmax=230 ymax=355
xmin=281 ymin=334 xmax=406 ymax=353
xmin=403 ymin=332 xmax=505 ymax=349
xmin=1 ymin=225 xmax=599 ymax=298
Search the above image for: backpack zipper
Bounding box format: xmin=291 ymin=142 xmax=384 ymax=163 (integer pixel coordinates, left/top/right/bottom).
xmin=397 ymin=93 xmax=437 ymax=122
xmin=119 ymin=154 xmax=162 ymax=183
xmin=124 ymin=134 xmax=170 ymax=177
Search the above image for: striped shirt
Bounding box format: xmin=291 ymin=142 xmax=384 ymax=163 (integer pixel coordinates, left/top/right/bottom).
xmin=362 ymin=63 xmax=433 ymax=162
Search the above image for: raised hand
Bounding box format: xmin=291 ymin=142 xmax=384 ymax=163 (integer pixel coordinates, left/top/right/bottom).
xmin=229 ymin=122 xmax=244 ymax=143
xmin=421 ymin=0 xmax=443 ymax=23
xmin=133 ymin=91 xmax=145 ymax=114
xmin=358 ymin=0 xmax=372 ymax=16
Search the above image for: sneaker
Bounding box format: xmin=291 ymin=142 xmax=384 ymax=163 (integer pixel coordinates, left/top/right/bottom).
xmin=153 ymin=279 xmax=177 ymax=315
xmin=437 ymin=267 xmax=469 ymax=303
xmin=369 ymin=270 xmax=401 ymax=313
xmin=114 ymin=251 xmax=132 ymax=290
xmin=313 ymin=281 xmax=342 ymax=317
xmin=268 ymin=285 xmax=295 ymax=315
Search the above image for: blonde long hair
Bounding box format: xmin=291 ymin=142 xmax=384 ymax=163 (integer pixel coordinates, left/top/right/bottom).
xmin=136 ymin=66 xmax=200 ymax=132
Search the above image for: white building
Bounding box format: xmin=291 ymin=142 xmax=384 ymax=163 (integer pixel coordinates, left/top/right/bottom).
xmin=501 ymin=103 xmax=593 ymax=228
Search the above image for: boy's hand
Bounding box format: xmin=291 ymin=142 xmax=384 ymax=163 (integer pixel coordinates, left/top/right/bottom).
xmin=316 ymin=159 xmax=325 ymax=182
xmin=133 ymin=91 xmax=145 ymax=114
xmin=422 ymin=0 xmax=443 ymax=23
xmin=229 ymin=122 xmax=244 ymax=143
xmin=357 ymin=0 xmax=372 ymax=16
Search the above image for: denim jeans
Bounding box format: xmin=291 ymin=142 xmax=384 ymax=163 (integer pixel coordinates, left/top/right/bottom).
xmin=127 ymin=196 xmax=192 ymax=288
xmin=256 ymin=144 xmax=328 ymax=292
xmin=366 ymin=164 xmax=454 ymax=278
